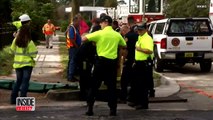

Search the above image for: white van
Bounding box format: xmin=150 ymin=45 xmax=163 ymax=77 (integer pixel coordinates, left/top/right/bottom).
xmin=149 ymin=18 xmax=213 ymax=72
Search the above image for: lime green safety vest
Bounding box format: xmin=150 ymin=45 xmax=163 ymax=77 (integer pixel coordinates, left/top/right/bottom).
xmin=10 ymin=39 xmax=38 ymax=68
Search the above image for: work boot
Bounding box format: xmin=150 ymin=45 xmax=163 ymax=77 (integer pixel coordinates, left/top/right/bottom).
xmin=135 ymin=105 xmax=149 ymax=110
xmin=85 ymin=105 xmax=93 ymax=116
xmin=127 ymin=102 xmax=137 ymax=107
xmin=109 ymin=109 xmax=117 ymax=116
xmin=149 ymin=89 xmax=155 ymax=97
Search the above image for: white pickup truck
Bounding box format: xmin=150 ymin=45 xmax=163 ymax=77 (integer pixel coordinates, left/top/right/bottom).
xmin=148 ymin=18 xmax=213 ymax=72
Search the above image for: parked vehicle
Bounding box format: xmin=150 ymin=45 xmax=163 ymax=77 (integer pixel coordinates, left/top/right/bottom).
xmin=148 ymin=18 xmax=213 ymax=72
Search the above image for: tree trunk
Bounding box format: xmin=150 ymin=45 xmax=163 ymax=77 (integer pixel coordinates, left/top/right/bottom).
xmin=71 ymin=0 xmax=80 ymax=22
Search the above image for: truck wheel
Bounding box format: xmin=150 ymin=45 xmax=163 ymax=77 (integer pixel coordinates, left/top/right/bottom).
xmin=154 ymin=48 xmax=164 ymax=72
xmin=200 ymin=60 xmax=212 ymax=72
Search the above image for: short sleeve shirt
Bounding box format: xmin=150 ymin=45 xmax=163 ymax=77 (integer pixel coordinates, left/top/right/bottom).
xmin=125 ymin=29 xmax=138 ymax=61
xmin=86 ymin=26 xmax=126 ymax=59
xmin=135 ymin=32 xmax=153 ymax=61
xmin=69 ymin=26 xmax=82 ymax=46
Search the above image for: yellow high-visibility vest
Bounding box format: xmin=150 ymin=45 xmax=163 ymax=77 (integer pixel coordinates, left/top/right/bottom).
xmin=10 ymin=39 xmax=38 ymax=68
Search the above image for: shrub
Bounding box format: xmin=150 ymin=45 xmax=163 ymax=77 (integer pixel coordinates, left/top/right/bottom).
xmin=0 ymin=46 xmax=14 ymax=75
xmin=60 ymin=20 xmax=69 ymax=32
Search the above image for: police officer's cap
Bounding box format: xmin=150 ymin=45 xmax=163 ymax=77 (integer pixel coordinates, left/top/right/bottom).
xmin=137 ymin=22 xmax=147 ymax=30
xmin=100 ymin=15 xmax=112 ymax=24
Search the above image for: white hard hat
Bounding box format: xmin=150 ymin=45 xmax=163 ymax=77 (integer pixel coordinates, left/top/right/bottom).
xmin=19 ymin=14 xmax=31 ymax=22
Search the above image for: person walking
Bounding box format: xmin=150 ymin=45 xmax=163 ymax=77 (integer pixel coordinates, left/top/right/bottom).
xmin=42 ymin=19 xmax=55 ymax=49
xmin=120 ymin=16 xmax=138 ymax=102
xmin=66 ymin=16 xmax=81 ymax=82
xmin=82 ymin=15 xmax=126 ymax=116
xmin=10 ymin=14 xmax=38 ymax=104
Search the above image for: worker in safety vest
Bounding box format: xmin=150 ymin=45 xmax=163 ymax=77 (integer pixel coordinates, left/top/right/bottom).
xmin=42 ymin=19 xmax=55 ymax=49
xmin=66 ymin=16 xmax=81 ymax=82
xmin=10 ymin=14 xmax=38 ymax=104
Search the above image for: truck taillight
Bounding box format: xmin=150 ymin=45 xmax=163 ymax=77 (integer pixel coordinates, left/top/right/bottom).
xmin=212 ymin=37 xmax=213 ymax=48
xmin=161 ymin=38 xmax=167 ymax=49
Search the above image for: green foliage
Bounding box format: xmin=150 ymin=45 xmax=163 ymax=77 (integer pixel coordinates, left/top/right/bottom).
xmin=165 ymin=0 xmax=209 ymax=17
xmin=58 ymin=35 xmax=68 ymax=78
xmin=0 ymin=0 xmax=12 ymax=23
xmin=11 ymin=0 xmax=56 ymax=41
xmin=60 ymin=20 xmax=69 ymax=32
xmin=0 ymin=46 xmax=14 ymax=75
xmin=104 ymin=0 xmax=117 ymax=7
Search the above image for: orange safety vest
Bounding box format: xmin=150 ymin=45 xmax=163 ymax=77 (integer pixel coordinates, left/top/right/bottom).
xmin=66 ymin=25 xmax=77 ymax=48
xmin=42 ymin=23 xmax=55 ymax=35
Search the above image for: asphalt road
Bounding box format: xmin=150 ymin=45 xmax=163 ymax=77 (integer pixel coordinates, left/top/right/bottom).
xmin=1 ymin=63 xmax=213 ymax=120
xmin=1 ymin=106 xmax=213 ymax=120
xmin=160 ymin=63 xmax=213 ymax=110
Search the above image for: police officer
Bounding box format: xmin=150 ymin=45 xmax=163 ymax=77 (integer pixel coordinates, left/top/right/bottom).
xmin=76 ymin=18 xmax=101 ymax=101
xmin=128 ymin=22 xmax=153 ymax=109
xmin=120 ymin=16 xmax=139 ymax=102
xmin=82 ymin=15 xmax=126 ymax=116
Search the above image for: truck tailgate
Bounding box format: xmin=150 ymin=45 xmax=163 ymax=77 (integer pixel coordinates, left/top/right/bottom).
xmin=167 ymin=36 xmax=212 ymax=51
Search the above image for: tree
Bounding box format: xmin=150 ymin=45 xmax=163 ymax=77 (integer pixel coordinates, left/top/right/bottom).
xmin=104 ymin=0 xmax=117 ymax=8
xmin=11 ymin=0 xmax=56 ymax=41
xmin=71 ymin=0 xmax=80 ymax=21
xmin=165 ymin=0 xmax=209 ymax=17
xmin=0 ymin=0 xmax=12 ymax=23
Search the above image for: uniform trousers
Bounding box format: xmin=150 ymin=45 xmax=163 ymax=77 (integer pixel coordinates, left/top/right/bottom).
xmin=128 ymin=61 xmax=149 ymax=107
xmin=87 ymin=56 xmax=117 ymax=110
xmin=120 ymin=59 xmax=134 ymax=101
xmin=147 ymin=60 xmax=155 ymax=96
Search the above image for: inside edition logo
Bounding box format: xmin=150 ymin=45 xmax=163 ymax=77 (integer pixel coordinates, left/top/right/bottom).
xmin=16 ymin=97 xmax=35 ymax=111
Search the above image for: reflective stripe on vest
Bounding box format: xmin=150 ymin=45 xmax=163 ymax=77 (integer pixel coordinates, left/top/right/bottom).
xmin=14 ymin=61 xmax=32 ymax=64
xmin=43 ymin=23 xmax=55 ymax=35
xmin=66 ymin=25 xmax=76 ymax=48
xmin=14 ymin=51 xmax=38 ymax=56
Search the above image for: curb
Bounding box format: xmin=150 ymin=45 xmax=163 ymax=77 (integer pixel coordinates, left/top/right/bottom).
xmin=154 ymin=72 xmax=180 ymax=97
xmin=46 ymin=72 xmax=181 ymax=101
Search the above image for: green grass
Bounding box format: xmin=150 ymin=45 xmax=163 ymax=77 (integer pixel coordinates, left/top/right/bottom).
xmin=58 ymin=35 xmax=68 ymax=78
xmin=0 ymin=46 xmax=14 ymax=75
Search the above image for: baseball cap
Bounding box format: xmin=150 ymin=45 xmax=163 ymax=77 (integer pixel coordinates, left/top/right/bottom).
xmin=100 ymin=15 xmax=112 ymax=24
xmin=136 ymin=22 xmax=147 ymax=30
xmin=19 ymin=14 xmax=31 ymax=22
xmin=100 ymin=13 xmax=107 ymax=18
